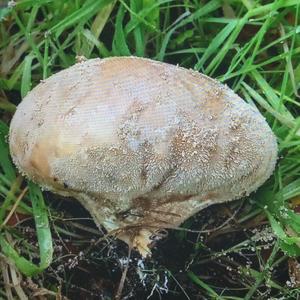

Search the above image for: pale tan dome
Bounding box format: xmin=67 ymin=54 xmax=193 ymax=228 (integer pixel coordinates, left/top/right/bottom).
xmin=9 ymin=57 xmax=277 ymax=256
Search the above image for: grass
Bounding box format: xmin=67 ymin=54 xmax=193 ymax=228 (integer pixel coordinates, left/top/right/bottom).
xmin=0 ymin=0 xmax=300 ymax=299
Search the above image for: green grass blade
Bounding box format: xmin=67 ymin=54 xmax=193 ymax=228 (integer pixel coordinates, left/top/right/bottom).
xmin=188 ymin=271 xmax=221 ymax=298
xmin=0 ymin=235 xmax=42 ymax=277
xmin=28 ymin=181 xmax=53 ymax=271
xmin=0 ymin=182 xmax=53 ymax=276
xmin=49 ymin=0 xmax=111 ymax=38
xmin=0 ymin=6 xmax=13 ymax=21
xmin=266 ymin=212 xmax=300 ymax=245
xmin=241 ymin=82 xmax=295 ymax=128
xmin=0 ymin=121 xmax=16 ymax=182
xmin=194 ymin=20 xmax=237 ymax=70
xmin=21 ymin=54 xmax=34 ymax=98
xmin=124 ymin=0 xmax=166 ymax=34
xmin=112 ymin=3 xmax=131 ymax=56
xmin=15 ymin=0 xmax=53 ymax=10
xmin=157 ymin=0 xmax=222 ymax=61
xmin=0 ymin=177 xmax=22 ymax=223
xmin=130 ymin=0 xmax=145 ymax=57
xmin=81 ymin=1 xmax=116 ymax=57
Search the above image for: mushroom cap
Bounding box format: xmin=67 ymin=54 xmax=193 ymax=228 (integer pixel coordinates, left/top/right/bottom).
xmin=9 ymin=57 xmax=277 ymax=255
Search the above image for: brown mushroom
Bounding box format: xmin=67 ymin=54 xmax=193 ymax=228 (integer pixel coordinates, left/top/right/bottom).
xmin=9 ymin=57 xmax=277 ymax=256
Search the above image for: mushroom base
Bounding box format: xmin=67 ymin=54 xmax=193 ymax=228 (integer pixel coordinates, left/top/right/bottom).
xmin=75 ymin=193 xmax=219 ymax=257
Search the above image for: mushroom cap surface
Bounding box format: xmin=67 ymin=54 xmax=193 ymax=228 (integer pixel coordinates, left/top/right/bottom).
xmin=9 ymin=57 xmax=277 ymax=255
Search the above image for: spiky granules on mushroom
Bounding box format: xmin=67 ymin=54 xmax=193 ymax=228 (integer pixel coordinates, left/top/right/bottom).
xmin=9 ymin=56 xmax=278 ymax=257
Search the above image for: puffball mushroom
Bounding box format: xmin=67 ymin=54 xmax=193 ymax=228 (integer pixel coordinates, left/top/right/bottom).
xmin=9 ymin=57 xmax=277 ymax=256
